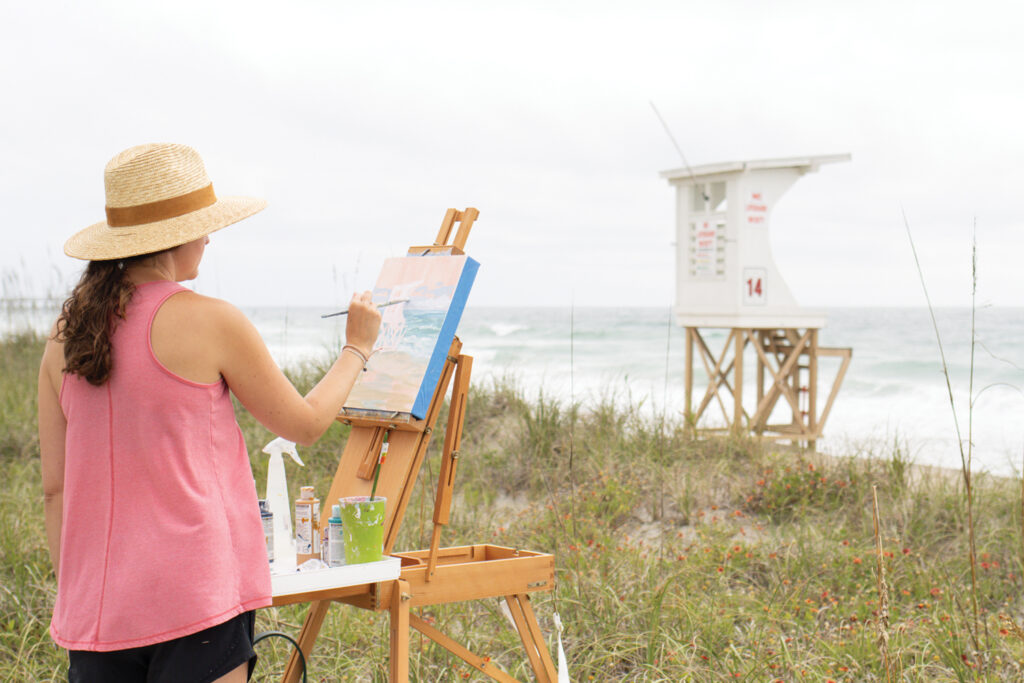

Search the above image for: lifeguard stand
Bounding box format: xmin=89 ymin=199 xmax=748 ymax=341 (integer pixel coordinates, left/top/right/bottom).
xmin=660 ymin=155 xmax=853 ymax=445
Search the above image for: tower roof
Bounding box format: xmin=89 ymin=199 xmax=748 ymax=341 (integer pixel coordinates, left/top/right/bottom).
xmin=660 ymin=153 xmax=850 ymax=183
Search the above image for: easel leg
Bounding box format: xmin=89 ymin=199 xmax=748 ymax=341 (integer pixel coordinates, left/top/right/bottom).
xmin=504 ymin=595 xmax=555 ymax=683
xmin=281 ymin=600 xmax=330 ymax=683
xmin=516 ymin=594 xmax=558 ymax=682
xmin=409 ymin=614 xmax=519 ymax=682
xmin=390 ymin=579 xmax=410 ymax=682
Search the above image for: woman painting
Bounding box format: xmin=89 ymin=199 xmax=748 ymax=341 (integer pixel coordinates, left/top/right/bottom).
xmin=37 ymin=142 xmax=381 ymax=682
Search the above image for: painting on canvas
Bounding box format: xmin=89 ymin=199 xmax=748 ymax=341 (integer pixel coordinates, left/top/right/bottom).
xmin=342 ymin=254 xmax=479 ymax=419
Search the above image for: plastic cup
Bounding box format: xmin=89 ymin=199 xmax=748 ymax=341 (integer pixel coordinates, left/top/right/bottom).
xmin=339 ymin=496 xmax=386 ymax=564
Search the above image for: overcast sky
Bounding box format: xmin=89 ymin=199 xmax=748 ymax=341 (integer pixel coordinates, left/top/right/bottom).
xmin=2 ymin=0 xmax=1021 ymax=309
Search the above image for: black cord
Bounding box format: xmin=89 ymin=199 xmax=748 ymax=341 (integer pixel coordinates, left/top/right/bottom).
xmin=253 ymin=630 xmax=307 ymax=683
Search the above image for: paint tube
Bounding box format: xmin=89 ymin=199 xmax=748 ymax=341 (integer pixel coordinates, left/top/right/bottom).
xmin=325 ymin=504 xmax=345 ymax=567
xmin=295 ymin=486 xmax=320 ymax=565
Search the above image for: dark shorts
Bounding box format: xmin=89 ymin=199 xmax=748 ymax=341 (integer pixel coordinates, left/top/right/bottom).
xmin=68 ymin=611 xmax=257 ymax=683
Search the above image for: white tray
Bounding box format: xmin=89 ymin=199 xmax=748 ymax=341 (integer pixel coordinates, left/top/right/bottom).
xmin=271 ymin=557 xmax=401 ymax=598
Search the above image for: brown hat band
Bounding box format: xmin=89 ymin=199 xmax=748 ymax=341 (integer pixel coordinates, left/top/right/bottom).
xmin=105 ymin=183 xmax=217 ymax=227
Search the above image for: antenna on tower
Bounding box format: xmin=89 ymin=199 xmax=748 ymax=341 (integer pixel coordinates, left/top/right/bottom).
xmin=649 ymin=101 xmax=708 ymax=202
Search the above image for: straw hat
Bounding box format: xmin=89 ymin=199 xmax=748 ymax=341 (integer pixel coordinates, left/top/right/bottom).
xmin=64 ymin=143 xmax=266 ymax=261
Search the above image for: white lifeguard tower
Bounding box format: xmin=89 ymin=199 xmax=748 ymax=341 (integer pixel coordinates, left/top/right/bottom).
xmin=661 ymin=155 xmax=853 ymax=445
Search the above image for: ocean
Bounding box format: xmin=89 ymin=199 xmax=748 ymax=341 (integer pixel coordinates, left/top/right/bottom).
xmin=6 ymin=302 xmax=1023 ymax=476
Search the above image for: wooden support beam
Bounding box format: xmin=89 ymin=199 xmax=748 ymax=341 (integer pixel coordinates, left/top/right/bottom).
xmin=748 ymin=329 xmax=810 ymax=427
xmin=733 ymin=329 xmax=745 ymax=430
xmin=428 ymin=355 xmax=472 ymax=579
xmin=755 ymin=331 xmax=766 ymax=435
xmin=748 ymin=331 xmax=788 ymax=429
xmin=409 ymin=614 xmax=519 ymax=682
xmin=684 ymin=327 xmax=694 ymax=431
xmin=390 ymin=580 xmax=410 ymax=682
xmin=282 ymin=599 xmax=331 ymax=683
xmin=451 ymin=208 xmax=479 ymax=251
xmin=434 ymin=208 xmax=458 ymax=245
xmin=808 ymin=329 xmax=819 ymax=448
xmin=513 ymin=594 xmax=558 ymax=682
xmin=693 ymin=329 xmax=739 ymax=423
xmin=504 ymin=595 xmax=552 ymax=683
xmin=385 ymin=341 xmax=460 ymax=552
xmin=425 ymin=525 xmax=443 ymax=582
xmin=815 ymin=346 xmax=852 ymax=436
xmin=694 ymin=354 xmax=730 ymax=422
xmin=681 ymin=326 xmax=851 ymax=443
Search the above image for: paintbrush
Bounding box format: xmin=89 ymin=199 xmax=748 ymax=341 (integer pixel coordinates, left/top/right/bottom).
xmin=320 ymin=299 xmax=410 ymax=319
xmin=369 ymin=431 xmax=389 ymax=501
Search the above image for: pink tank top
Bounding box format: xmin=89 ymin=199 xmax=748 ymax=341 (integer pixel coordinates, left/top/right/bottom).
xmin=52 ymin=280 xmax=271 ymax=651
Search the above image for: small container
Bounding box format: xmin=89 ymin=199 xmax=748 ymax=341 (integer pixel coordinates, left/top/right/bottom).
xmin=294 ymin=486 xmax=320 ymax=565
xmin=259 ymin=499 xmax=274 ymax=567
xmin=339 ymin=496 xmax=386 ymax=565
xmin=325 ymin=504 xmax=345 ymax=567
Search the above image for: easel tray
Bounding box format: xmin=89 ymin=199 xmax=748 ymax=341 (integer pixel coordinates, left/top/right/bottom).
xmin=271 ymin=557 xmax=401 ymax=606
xmin=334 ymin=545 xmax=554 ymax=611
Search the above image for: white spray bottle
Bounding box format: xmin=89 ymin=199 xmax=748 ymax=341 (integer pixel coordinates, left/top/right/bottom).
xmin=262 ymin=437 xmax=305 ymax=573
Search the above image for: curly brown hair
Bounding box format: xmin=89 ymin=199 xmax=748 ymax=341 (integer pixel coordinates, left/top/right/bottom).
xmin=55 ymin=257 xmax=147 ymax=385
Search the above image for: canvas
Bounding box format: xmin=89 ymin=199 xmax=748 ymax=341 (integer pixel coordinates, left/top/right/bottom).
xmin=342 ymin=254 xmax=479 ymax=419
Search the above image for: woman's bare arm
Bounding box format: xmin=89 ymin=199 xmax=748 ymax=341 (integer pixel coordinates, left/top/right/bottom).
xmin=38 ymin=336 xmax=67 ymax=577
xmin=203 ymin=292 xmax=381 ymax=446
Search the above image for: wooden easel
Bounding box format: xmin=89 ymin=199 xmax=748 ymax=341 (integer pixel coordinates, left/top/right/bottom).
xmin=280 ymin=209 xmax=557 ymax=683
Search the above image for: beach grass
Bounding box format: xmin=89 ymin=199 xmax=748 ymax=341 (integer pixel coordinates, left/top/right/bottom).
xmin=3 ymin=332 xmax=1024 ymax=681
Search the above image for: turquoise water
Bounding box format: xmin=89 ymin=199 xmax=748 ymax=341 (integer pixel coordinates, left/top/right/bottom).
xmin=7 ymin=301 xmax=1023 ymax=475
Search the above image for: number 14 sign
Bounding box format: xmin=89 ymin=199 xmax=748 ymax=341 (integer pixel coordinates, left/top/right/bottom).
xmin=743 ymin=267 xmax=766 ymax=305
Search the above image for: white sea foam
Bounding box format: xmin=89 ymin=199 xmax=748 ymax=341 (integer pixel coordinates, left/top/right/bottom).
xmin=489 ymin=323 xmax=526 ymax=337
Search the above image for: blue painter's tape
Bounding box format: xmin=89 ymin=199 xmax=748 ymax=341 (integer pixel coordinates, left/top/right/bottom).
xmin=409 ymin=256 xmax=479 ymax=419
